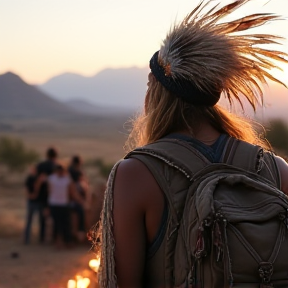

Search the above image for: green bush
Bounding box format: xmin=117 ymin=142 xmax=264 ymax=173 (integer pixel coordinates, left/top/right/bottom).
xmin=86 ymin=158 xmax=114 ymax=179
xmin=266 ymin=119 xmax=288 ymax=155
xmin=0 ymin=137 xmax=39 ymax=172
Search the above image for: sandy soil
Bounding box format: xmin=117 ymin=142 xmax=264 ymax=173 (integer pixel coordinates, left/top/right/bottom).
xmin=0 ymin=178 xmax=104 ymax=288
xmin=0 ymin=238 xmax=98 ymax=288
xmin=0 ymin=125 xmax=123 ymax=288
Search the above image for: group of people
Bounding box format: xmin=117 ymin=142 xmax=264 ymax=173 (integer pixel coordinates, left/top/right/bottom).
xmin=24 ymin=147 xmax=91 ymax=248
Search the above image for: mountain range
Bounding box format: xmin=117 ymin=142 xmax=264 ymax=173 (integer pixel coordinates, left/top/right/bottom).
xmin=0 ymin=71 xmax=137 ymax=120
xmin=0 ymin=72 xmax=76 ymax=119
xmin=38 ymin=67 xmax=149 ymax=110
xmin=0 ymin=72 xmax=134 ymax=135
xmin=0 ymin=69 xmax=287 ymax=125
xmin=38 ymin=68 xmax=288 ymax=124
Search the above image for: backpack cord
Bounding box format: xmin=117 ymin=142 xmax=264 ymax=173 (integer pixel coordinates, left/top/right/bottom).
xmin=223 ymin=218 xmax=234 ymax=287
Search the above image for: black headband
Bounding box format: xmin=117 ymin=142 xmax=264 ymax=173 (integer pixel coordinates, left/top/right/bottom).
xmin=149 ymin=51 xmax=221 ymax=106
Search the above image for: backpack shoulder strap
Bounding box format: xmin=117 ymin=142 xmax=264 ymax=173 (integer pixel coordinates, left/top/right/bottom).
xmin=221 ymin=137 xmax=261 ymax=172
xmin=222 ymin=137 xmax=280 ymax=187
xmin=125 ymin=138 xmax=211 ymax=179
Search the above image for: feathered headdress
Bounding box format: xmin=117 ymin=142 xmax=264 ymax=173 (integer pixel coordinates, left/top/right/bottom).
xmin=150 ymin=0 xmax=288 ymax=109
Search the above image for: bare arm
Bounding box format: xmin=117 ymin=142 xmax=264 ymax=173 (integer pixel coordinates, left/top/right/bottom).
xmin=81 ymin=179 xmax=91 ymax=207
xmin=69 ymin=182 xmax=85 ymax=205
xmin=25 ymin=188 xmax=35 ymax=200
xmin=274 ymin=155 xmax=288 ymax=195
xmin=34 ymin=173 xmax=46 ymax=196
xmin=113 ymin=158 xmax=164 ymax=288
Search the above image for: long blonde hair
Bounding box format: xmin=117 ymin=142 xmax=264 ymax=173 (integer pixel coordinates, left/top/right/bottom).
xmin=125 ymin=77 xmax=270 ymax=151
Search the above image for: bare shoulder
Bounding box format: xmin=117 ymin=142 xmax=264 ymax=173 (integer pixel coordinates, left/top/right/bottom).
xmin=274 ymin=155 xmax=288 ymax=173
xmin=116 ymin=157 xmax=151 ymax=177
xmin=274 ymin=155 xmax=288 ymax=195
xmin=115 ymin=157 xmax=156 ymax=184
xmin=114 ymin=158 xmax=161 ymax=206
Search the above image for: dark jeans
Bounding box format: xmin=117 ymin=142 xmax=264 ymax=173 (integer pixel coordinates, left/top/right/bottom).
xmin=24 ymin=201 xmax=46 ymax=244
xmin=50 ymin=205 xmax=71 ymax=243
xmin=71 ymin=203 xmax=85 ymax=232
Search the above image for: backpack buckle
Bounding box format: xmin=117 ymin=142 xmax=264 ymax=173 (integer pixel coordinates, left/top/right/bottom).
xmin=259 ymin=262 xmax=273 ymax=285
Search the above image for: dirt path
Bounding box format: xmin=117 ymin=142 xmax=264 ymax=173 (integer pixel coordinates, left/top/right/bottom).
xmin=0 ymin=238 xmax=98 ymax=288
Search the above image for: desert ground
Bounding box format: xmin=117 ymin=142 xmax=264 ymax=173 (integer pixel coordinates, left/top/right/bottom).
xmin=0 ymin=115 xmax=130 ymax=288
xmin=0 ymin=238 xmax=97 ymax=288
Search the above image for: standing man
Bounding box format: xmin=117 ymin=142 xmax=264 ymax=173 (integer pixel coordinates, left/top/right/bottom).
xmin=34 ymin=147 xmax=58 ymax=244
xmin=23 ymin=165 xmax=38 ymax=244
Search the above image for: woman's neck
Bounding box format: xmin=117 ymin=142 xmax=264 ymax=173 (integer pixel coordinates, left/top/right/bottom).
xmin=176 ymin=122 xmax=221 ymax=146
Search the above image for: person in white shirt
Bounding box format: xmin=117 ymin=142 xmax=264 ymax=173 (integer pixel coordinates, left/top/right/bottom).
xmin=47 ymin=164 xmax=72 ymax=248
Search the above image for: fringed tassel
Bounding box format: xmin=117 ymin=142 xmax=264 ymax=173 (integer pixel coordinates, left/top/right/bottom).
xmin=213 ymin=219 xmax=224 ymax=262
xmin=90 ymin=160 xmax=123 ymax=288
xmin=195 ymin=225 xmax=206 ymax=259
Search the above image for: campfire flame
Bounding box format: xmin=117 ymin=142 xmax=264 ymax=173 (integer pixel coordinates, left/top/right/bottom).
xmin=67 ymin=275 xmax=90 ymax=288
xmin=88 ymin=258 xmax=100 ymax=273
xmin=67 ymin=257 xmax=100 ymax=288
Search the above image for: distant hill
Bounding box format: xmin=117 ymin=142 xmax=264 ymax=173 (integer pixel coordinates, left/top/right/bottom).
xmin=38 ymin=67 xmax=149 ymax=110
xmin=256 ymin=83 xmax=288 ymax=124
xmin=218 ymin=81 xmax=288 ymax=124
xmin=0 ymin=72 xmax=77 ymax=119
xmin=39 ymin=67 xmax=288 ymax=122
xmin=2 ymin=70 xmax=287 ymax=124
xmin=64 ymin=99 xmax=135 ymax=116
xmin=0 ymin=72 xmax=133 ymax=135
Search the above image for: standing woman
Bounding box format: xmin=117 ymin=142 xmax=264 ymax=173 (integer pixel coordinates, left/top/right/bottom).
xmin=47 ymin=164 xmax=72 ymax=248
xmin=68 ymin=155 xmax=83 ymax=182
xmin=70 ymin=171 xmax=91 ymax=243
xmin=91 ymin=1 xmax=288 ymax=287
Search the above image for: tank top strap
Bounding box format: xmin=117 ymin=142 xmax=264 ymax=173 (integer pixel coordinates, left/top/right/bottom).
xmin=164 ymin=133 xmax=229 ymax=163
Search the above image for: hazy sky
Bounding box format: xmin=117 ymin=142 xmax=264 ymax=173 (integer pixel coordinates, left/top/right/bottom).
xmin=1 ymin=0 xmax=288 ymax=84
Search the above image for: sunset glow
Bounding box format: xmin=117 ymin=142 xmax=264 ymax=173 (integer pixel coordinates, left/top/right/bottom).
xmin=270 ymin=65 xmax=288 ymax=86
xmin=1 ymin=0 xmax=288 ymax=84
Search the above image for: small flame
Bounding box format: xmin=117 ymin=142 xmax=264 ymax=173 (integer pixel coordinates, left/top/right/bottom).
xmin=89 ymin=258 xmax=100 ymax=273
xmin=67 ymin=280 xmax=76 ymax=288
xmin=67 ymin=275 xmax=90 ymax=288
